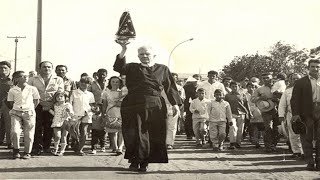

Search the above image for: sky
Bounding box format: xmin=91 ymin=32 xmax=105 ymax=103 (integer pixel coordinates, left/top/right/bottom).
xmin=0 ymin=0 xmax=320 ymax=80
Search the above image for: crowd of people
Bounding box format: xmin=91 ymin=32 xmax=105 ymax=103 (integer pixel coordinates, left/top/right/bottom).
xmin=0 ymin=44 xmax=320 ymax=172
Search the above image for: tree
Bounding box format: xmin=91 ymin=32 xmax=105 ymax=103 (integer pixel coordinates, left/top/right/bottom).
xmin=222 ymin=41 xmax=310 ymax=80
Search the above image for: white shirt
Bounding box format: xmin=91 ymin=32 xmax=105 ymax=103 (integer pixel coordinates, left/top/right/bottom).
xmin=309 ymin=75 xmax=320 ymax=102
xmin=7 ymin=84 xmax=40 ymax=111
xmin=271 ymin=80 xmax=286 ymax=93
xmin=28 ymin=74 xmax=64 ymax=102
xmin=197 ymin=80 xmax=226 ymax=100
xmin=189 ymin=98 xmax=211 ymax=119
xmin=208 ymin=100 xmax=232 ymax=122
xmin=278 ymin=87 xmax=293 ymax=117
xmin=176 ymin=84 xmax=186 ymax=101
xmin=70 ymin=89 xmax=95 ymax=116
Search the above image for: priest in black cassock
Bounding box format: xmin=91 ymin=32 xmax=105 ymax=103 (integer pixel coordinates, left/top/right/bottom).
xmin=114 ymin=42 xmax=182 ymax=172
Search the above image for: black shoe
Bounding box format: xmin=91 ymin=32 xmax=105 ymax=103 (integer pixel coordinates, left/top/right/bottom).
xmin=264 ymin=148 xmax=272 ymax=153
xmin=139 ymin=162 xmax=148 ymax=172
xmin=291 ymin=153 xmax=301 ymax=158
xmin=31 ymin=149 xmax=41 ymax=156
xmin=12 ymin=149 xmax=20 ymax=159
xmin=129 ymin=162 xmax=139 ymax=171
xmin=234 ymin=143 xmax=241 ymax=148
xmin=7 ymin=144 xmax=13 ymax=149
xmin=229 ymin=143 xmax=236 ymax=150
xmin=43 ymin=148 xmax=51 ymax=154
xmin=307 ymin=163 xmax=315 ymax=171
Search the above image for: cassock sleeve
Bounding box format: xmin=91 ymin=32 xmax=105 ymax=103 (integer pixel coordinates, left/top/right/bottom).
xmin=113 ymin=54 xmax=127 ymax=75
xmin=162 ymin=66 xmax=182 ymax=106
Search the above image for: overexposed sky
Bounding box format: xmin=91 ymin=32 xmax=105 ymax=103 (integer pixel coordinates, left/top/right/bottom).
xmin=0 ymin=0 xmax=320 ymax=80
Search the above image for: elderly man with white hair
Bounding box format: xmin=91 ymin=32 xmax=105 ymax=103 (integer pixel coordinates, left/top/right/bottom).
xmin=114 ymin=41 xmax=181 ymax=172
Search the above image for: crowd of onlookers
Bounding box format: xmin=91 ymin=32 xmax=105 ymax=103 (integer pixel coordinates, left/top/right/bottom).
xmin=0 ymin=60 xmax=126 ymax=159
xmin=1 ymin=57 xmax=320 ymax=171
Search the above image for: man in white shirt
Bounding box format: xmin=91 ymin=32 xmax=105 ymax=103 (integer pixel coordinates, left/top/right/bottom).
xmin=7 ymin=71 xmax=40 ymax=159
xmin=197 ymin=70 xmax=226 ymax=100
xmin=28 ymin=61 xmax=64 ymax=155
xmin=197 ymin=70 xmax=226 ymax=146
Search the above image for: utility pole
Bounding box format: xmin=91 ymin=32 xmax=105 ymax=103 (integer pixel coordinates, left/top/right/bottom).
xmin=35 ymin=0 xmax=42 ymax=73
xmin=7 ymin=36 xmax=26 ymax=72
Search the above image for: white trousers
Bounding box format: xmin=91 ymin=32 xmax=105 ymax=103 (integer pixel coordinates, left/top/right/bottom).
xmin=166 ymin=104 xmax=179 ymax=146
xmin=286 ymin=112 xmax=303 ymax=154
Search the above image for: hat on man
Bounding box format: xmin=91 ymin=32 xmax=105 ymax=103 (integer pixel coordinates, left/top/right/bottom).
xmin=186 ymin=76 xmax=198 ymax=82
xmin=292 ymin=120 xmax=306 ymax=134
xmin=256 ymin=99 xmax=275 ymax=112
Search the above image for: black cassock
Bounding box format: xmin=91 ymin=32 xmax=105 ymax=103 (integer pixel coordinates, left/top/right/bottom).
xmin=114 ymin=55 xmax=181 ymax=163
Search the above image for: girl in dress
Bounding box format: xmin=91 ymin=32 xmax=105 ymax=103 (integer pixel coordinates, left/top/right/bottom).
xmin=49 ymin=91 xmax=74 ymax=156
xmin=102 ymin=76 xmax=127 ymax=155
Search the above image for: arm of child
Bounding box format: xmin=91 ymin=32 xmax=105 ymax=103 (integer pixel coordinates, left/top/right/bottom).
xmin=189 ymin=100 xmax=197 ymax=113
xmin=33 ymin=99 xmax=40 ymax=109
xmin=49 ymin=109 xmax=54 ymax=116
xmin=226 ymin=103 xmax=233 ymax=126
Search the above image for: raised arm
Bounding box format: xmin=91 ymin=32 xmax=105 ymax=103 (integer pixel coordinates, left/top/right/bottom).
xmin=114 ymin=43 xmax=129 ymax=74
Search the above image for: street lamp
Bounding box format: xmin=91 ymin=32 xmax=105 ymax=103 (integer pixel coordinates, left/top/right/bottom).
xmin=168 ymin=38 xmax=193 ymax=68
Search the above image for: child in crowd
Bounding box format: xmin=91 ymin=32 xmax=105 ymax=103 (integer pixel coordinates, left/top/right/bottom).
xmin=189 ymin=88 xmax=211 ymax=146
xmin=7 ymin=71 xmax=40 ymax=159
xmin=245 ymin=82 xmax=264 ymax=148
xmin=70 ymin=77 xmax=96 ymax=155
xmin=208 ymin=89 xmax=232 ymax=151
xmin=102 ymin=76 xmax=127 ymax=155
xmin=225 ymin=81 xmax=251 ymax=149
xmin=49 ymin=91 xmax=74 ymax=156
xmin=89 ymin=107 xmax=107 ymax=154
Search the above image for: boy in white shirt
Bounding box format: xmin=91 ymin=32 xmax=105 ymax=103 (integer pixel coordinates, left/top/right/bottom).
xmin=70 ymin=77 xmax=96 ymax=155
xmin=7 ymin=71 xmax=40 ymax=159
xmin=208 ymin=89 xmax=232 ymax=151
xmin=189 ymin=88 xmax=211 ymax=146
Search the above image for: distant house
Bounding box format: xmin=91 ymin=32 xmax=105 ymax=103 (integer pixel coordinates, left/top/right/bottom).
xmin=177 ymin=73 xmax=208 ymax=81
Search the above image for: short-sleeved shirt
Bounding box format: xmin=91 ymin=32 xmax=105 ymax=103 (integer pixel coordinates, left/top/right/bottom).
xmin=197 ymin=80 xmax=226 ymax=100
xmin=88 ymin=80 xmax=107 ymax=104
xmin=7 ymin=84 xmax=40 ymax=111
xmin=28 ymin=75 xmax=64 ymax=102
xmin=70 ymin=89 xmax=95 ymax=116
xmin=62 ymin=76 xmax=77 ymax=93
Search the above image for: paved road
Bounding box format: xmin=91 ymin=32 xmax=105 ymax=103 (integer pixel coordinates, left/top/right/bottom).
xmin=0 ymin=135 xmax=319 ymax=180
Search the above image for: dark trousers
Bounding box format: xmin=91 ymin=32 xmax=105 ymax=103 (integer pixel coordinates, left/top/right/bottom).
xmin=184 ymin=110 xmax=194 ymax=137
xmin=177 ymin=105 xmax=185 ymax=134
xmin=33 ymin=105 xmax=53 ymax=151
xmin=261 ymin=109 xmax=279 ymax=149
xmin=0 ymin=104 xmax=11 ymax=146
xmin=301 ymin=116 xmax=320 ymax=164
xmin=91 ymin=129 xmax=106 ymax=150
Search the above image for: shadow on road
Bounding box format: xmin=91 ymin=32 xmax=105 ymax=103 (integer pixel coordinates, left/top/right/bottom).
xmin=116 ymin=166 xmax=307 ymax=175
xmin=0 ymin=166 xmax=127 ymax=173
